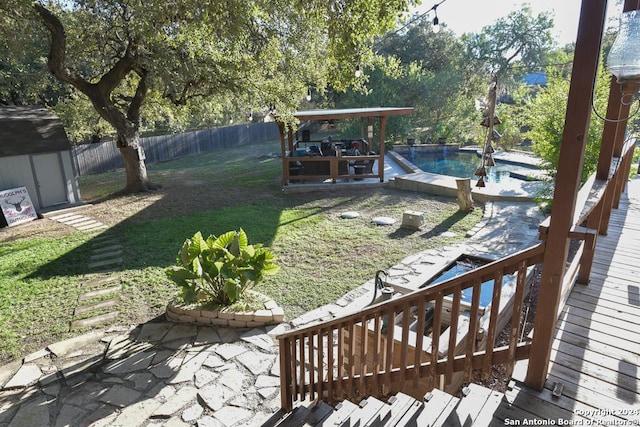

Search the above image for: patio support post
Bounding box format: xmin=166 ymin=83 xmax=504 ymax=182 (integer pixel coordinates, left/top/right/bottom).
xmin=525 ymin=0 xmax=608 ymax=391
xmin=278 ymin=122 xmax=289 ymax=184
xmin=379 ymin=116 xmax=387 ymax=182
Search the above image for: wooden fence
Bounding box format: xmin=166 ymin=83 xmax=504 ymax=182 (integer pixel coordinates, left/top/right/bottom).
xmin=72 ymin=122 xmax=280 ymax=175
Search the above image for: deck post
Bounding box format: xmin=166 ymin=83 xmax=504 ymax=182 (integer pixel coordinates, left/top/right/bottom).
xmin=525 ymin=0 xmax=608 ymax=391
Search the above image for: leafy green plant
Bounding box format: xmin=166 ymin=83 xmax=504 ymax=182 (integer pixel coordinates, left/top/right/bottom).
xmin=166 ymin=229 xmax=280 ymax=305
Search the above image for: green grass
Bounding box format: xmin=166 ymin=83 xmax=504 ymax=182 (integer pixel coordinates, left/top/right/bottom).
xmin=0 ymin=140 xmax=482 ymax=362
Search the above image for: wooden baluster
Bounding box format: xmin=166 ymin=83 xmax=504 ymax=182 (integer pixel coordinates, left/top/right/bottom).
xmin=373 ymin=315 xmax=382 ymax=396
xmin=299 ymin=335 xmax=306 ymax=401
xmin=383 ymin=305 xmax=395 ymax=394
xmin=291 ymin=338 xmax=298 ymax=403
xmin=464 ymin=280 xmax=482 ymax=383
xmin=413 ymin=298 xmax=427 ymax=390
xmin=317 ymin=329 xmax=324 ymax=402
xmin=337 ymin=325 xmax=344 ymax=400
xmin=308 ymin=332 xmax=315 ymax=401
xmin=399 ymin=302 xmax=411 ymax=390
xmin=429 ymin=292 xmax=443 ymax=390
xmin=507 ymin=261 xmax=527 ymax=376
xmin=327 ymin=326 xmax=335 ymax=403
xmin=348 ymin=321 xmax=356 ymax=398
xmin=446 ymin=286 xmax=461 ymax=385
xmin=483 ymin=271 xmax=503 ymax=379
xmin=359 ymin=315 xmax=368 ymax=397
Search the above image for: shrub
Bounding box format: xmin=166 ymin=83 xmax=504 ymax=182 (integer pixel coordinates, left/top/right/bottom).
xmin=166 ymin=229 xmax=279 ymax=305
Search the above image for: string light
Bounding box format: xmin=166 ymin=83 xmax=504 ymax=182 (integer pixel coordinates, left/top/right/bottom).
xmin=355 ymin=64 xmax=362 ymax=78
xmin=306 ymin=87 xmax=312 ymax=101
xmin=432 ymin=5 xmax=440 ymax=33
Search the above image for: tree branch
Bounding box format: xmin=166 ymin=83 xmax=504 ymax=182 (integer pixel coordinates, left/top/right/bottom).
xmin=127 ymin=68 xmax=147 ymax=125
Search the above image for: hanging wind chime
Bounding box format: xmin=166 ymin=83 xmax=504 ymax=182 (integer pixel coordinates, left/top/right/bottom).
xmin=476 ymin=76 xmax=501 ymax=187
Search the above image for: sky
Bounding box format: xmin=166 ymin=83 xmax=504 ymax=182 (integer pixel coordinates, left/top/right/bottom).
xmin=413 ymin=0 xmax=623 ymax=46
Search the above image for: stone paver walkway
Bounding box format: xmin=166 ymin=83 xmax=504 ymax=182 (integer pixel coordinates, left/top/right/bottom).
xmin=0 ymin=200 xmax=544 ymax=427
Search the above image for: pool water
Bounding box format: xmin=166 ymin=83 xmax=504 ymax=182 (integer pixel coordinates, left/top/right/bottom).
xmin=404 ymin=150 xmax=538 ymax=184
xmin=423 ymin=257 xmax=508 ymax=307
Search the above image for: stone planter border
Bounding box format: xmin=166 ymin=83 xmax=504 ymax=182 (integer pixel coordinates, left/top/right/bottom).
xmin=166 ymin=292 xmax=285 ymax=327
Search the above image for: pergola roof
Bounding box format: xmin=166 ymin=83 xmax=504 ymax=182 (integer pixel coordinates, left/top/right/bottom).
xmin=290 ymin=107 xmax=414 ymax=121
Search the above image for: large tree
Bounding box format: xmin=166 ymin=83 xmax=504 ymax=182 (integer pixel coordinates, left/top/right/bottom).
xmin=463 ymin=6 xmax=556 ymax=85
xmin=3 ymin=0 xmax=415 ymax=193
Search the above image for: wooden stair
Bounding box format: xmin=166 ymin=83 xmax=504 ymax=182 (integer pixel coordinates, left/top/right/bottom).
xmin=266 ymin=383 xmax=505 ymax=427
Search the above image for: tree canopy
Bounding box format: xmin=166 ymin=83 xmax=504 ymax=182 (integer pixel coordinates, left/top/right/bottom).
xmin=463 ymin=6 xmax=556 ymax=85
xmin=1 ymin=0 xmax=417 ymax=192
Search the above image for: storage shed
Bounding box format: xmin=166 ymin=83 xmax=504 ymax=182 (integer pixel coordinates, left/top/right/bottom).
xmin=0 ymin=105 xmax=81 ymax=212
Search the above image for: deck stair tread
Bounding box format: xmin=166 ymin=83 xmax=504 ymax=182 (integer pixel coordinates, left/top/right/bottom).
xmin=270 ymin=385 xmax=512 ymax=426
xmin=406 ymin=388 xmax=459 ymax=427
xmin=364 ymin=392 xmax=417 ymax=427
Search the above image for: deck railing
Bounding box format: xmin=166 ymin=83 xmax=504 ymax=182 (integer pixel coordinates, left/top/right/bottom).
xmin=277 ymin=244 xmax=545 ymax=410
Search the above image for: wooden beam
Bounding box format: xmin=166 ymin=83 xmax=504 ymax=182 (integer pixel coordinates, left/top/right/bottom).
xmin=525 ymin=0 xmax=608 ymax=391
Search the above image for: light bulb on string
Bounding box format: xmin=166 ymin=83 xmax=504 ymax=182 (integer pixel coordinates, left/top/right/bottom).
xmin=355 ymin=64 xmax=362 ymax=78
xmin=432 ymin=14 xmax=440 ymax=33
xmin=306 ymin=87 xmax=312 ymax=101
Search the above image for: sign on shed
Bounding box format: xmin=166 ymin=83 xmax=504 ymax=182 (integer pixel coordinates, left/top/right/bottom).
xmin=0 ymin=187 xmax=38 ymax=227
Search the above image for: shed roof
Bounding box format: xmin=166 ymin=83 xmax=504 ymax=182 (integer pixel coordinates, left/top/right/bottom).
xmin=0 ymin=105 xmax=71 ymax=157
xmin=289 ymin=107 xmax=414 ymax=121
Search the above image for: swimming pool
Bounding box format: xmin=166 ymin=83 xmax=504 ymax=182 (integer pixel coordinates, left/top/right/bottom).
xmin=403 ymin=150 xmax=539 ymax=184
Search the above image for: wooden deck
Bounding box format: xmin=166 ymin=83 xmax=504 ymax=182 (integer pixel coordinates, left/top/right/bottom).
xmin=498 ymin=178 xmax=640 ymax=425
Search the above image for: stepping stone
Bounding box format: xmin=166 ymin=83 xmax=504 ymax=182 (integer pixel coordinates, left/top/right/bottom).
xmin=372 ymin=216 xmax=397 ymax=225
xmin=88 ymin=258 xmax=123 ymax=269
xmin=92 ymin=244 xmax=123 ymax=253
xmin=78 ymin=223 xmax=107 ymax=232
xmin=90 ymin=251 xmax=122 ymax=261
xmin=78 ymin=285 xmax=122 ymax=301
xmin=70 ymin=311 xmax=119 ymax=330
xmin=341 ymin=211 xmax=361 ymax=219
xmin=83 ymin=275 xmax=121 ymax=288
xmin=74 ymin=298 xmax=120 ymax=315
xmin=48 ymin=212 xmax=80 ymax=221
xmin=64 ymin=217 xmax=93 ymax=225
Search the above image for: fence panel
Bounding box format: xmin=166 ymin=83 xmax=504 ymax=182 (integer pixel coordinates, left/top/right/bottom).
xmin=72 ymin=122 xmax=279 ymax=176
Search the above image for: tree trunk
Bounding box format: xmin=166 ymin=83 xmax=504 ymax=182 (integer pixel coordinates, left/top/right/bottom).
xmin=118 ymin=132 xmax=149 ymax=193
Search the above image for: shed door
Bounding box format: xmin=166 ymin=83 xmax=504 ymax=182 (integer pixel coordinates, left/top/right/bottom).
xmin=32 ymin=153 xmax=68 ymax=207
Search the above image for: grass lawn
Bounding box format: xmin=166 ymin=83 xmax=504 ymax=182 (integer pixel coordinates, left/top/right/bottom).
xmin=0 ymin=139 xmax=483 ymax=363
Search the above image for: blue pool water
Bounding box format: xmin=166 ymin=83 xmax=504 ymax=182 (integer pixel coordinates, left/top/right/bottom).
xmin=404 ymin=150 xmax=538 ymax=184
xmin=423 ymin=257 xmax=510 ymax=307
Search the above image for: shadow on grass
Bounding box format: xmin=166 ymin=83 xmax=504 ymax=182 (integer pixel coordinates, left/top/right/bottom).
xmin=26 ymin=187 xmax=362 ymax=280
xmin=387 ymin=210 xmax=471 ymax=240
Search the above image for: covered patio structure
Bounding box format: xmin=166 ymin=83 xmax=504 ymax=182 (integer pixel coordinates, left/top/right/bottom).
xmin=277 ymin=107 xmax=413 ymax=185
